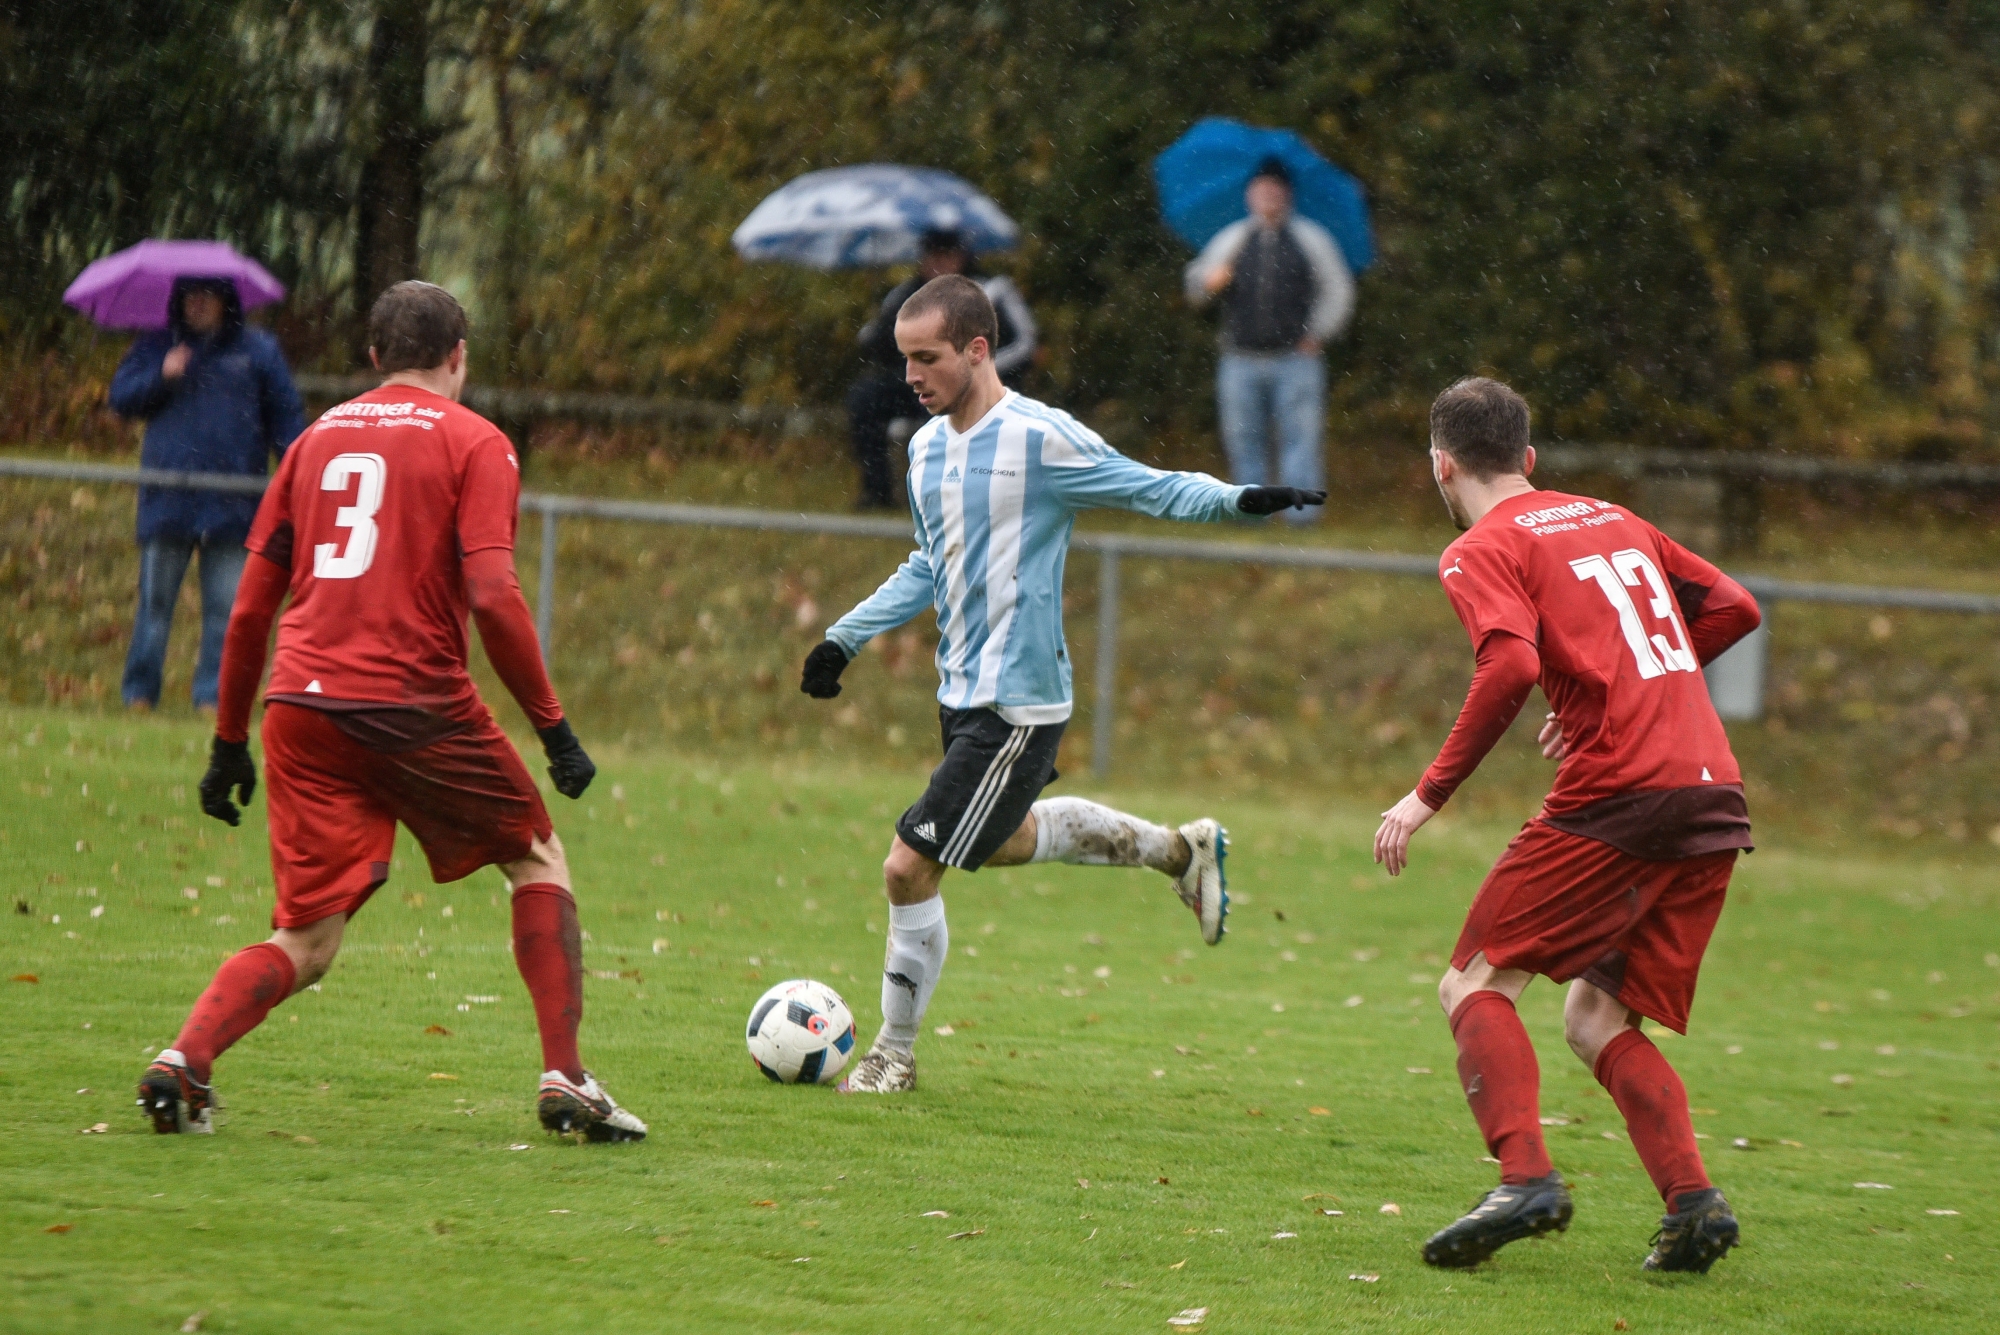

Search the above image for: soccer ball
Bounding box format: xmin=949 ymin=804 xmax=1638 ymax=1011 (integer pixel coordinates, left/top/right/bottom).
xmin=746 ymin=979 xmax=856 ymax=1084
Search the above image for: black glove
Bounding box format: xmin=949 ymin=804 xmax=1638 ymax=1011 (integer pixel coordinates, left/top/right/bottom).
xmin=537 ymin=718 xmax=596 ymax=799
xmin=1238 ymin=486 xmax=1329 ymax=516
xmin=800 ymin=639 xmax=850 ymax=699
xmin=198 ymin=737 xmax=257 ymax=827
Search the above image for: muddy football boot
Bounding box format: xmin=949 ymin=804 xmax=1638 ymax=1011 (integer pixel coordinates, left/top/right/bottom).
xmin=1422 ymin=1172 xmax=1574 ymax=1268
xmin=137 ymin=1049 xmax=215 ymax=1135
xmin=1643 ymin=1187 xmax=1739 ymax=1273
xmin=1173 ymin=819 xmax=1229 ymax=946
xmin=537 ymin=1071 xmax=648 ymax=1142
xmin=837 ymin=1046 xmax=915 ymax=1093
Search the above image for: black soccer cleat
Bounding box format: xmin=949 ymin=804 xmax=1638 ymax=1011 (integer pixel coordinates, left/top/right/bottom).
xmin=137 ymin=1049 xmax=214 ymax=1135
xmin=537 ymin=1070 xmax=648 ymax=1143
xmin=1643 ymin=1187 xmax=1739 ymax=1273
xmin=1421 ymin=1171 xmax=1574 ymax=1268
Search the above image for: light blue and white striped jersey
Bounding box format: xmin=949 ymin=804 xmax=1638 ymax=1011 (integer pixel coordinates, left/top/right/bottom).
xmin=826 ymin=391 xmax=1244 ymax=724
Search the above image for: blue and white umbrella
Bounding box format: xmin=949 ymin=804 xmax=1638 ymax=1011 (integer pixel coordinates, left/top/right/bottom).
xmin=732 ymin=164 xmax=1020 ymax=270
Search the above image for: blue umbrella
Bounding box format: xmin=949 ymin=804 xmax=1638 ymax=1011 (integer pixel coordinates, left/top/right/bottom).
xmin=1153 ymin=117 xmax=1374 ymax=273
xmin=733 ymin=164 xmax=1019 ymax=270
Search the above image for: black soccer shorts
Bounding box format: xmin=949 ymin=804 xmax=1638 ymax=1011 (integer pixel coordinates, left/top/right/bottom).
xmin=895 ymin=706 xmax=1065 ymax=871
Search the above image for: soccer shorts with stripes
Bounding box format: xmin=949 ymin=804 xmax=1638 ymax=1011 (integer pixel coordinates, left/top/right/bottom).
xmin=895 ymin=706 xmax=1064 ymax=871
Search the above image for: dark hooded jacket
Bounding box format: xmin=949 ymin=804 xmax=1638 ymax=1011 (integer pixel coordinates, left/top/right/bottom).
xmin=108 ymin=278 xmax=305 ymax=544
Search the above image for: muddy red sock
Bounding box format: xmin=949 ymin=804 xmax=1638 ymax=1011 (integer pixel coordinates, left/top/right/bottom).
xmin=1595 ymin=1028 xmax=1710 ymax=1205
xmin=1450 ymin=990 xmax=1554 ymax=1183
xmin=171 ymin=941 xmax=297 ymax=1084
xmin=512 ymin=883 xmax=585 ymax=1083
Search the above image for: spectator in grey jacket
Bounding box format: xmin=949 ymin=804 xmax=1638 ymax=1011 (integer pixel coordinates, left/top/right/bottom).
xmin=1184 ymin=159 xmax=1353 ymax=523
xmin=846 ymin=229 xmax=1036 ymax=509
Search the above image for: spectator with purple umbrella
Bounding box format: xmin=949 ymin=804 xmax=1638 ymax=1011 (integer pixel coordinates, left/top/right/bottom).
xmin=96 ymin=259 xmax=304 ymax=713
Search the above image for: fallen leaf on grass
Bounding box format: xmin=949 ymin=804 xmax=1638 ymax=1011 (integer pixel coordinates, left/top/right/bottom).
xmin=793 ymin=1256 xmax=810 ymax=1264
xmin=44 ymin=1223 xmax=72 ymax=1234
xmin=1855 ymin=1182 xmax=1894 ymax=1190
xmin=1157 ymin=1176 xmax=1170 ymax=1185
xmin=1831 ymin=1073 xmax=1856 ymax=1086
xmin=428 ymin=1073 xmax=458 ymax=1082
xmin=921 ymin=1211 xmax=950 ymax=1218
xmin=1780 ymin=1139 xmax=1805 ymax=1148
xmin=1167 ymin=1308 xmax=1208 ymax=1327
xmin=78 ymin=1123 xmax=108 ymax=1134
xmin=946 ymin=1228 xmax=984 ymax=1240
xmin=1348 ymin=1273 xmax=1379 ymax=1282
xmin=1169 ymin=1259 xmax=1187 ymax=1270
xmin=424 ymin=1025 xmax=451 ymax=1036
xmin=1601 ymin=1131 xmax=1621 ymax=1141
xmin=753 ymin=1200 xmax=777 ymax=1208
xmin=1733 ymin=1138 xmax=1754 ymax=1150
xmin=1321 ymin=1209 xmax=1344 ymax=1217
xmin=549 ymin=1209 xmax=571 ymax=1215
xmin=1309 ymin=1107 xmax=1331 ymax=1116
xmin=1406 ymin=1067 xmax=1432 ymax=1075
xmin=180 ymin=1313 xmax=206 ymax=1333
xmin=1614 ymin=1321 xmax=1629 ymax=1332
xmin=1379 ymin=1203 xmax=1401 ymax=1216
xmin=507 ymin=1144 xmax=530 ymax=1151
xmin=934 ymin=1025 xmax=955 ymax=1036
xmin=1927 ymin=1209 xmax=1961 ymax=1216
xmin=1540 ymin=1115 xmax=1571 ymax=1126
xmin=11 ymin=973 xmax=37 ymax=983
xmin=1344 ymin=995 xmax=1365 ymax=1008
xmin=1246 ymin=1108 xmax=1264 ymax=1117
xmin=1078 ymin=1178 xmax=1090 ymax=1189
xmin=1271 ymin=1231 xmax=1297 ymax=1240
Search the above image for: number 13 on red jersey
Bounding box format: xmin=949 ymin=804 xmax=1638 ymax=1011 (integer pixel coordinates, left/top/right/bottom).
xmin=314 ymin=452 xmax=386 ymax=580
xmin=1570 ymin=548 xmax=1697 ymax=678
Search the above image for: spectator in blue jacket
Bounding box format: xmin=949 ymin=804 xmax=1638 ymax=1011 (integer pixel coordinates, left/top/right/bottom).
xmin=109 ymin=277 xmax=304 ymax=711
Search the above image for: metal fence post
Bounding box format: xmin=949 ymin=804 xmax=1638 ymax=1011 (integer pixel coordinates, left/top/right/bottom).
xmin=537 ymin=500 xmax=558 ymax=663
xmin=1092 ymin=546 xmax=1121 ymax=778
xmin=1706 ymin=616 xmax=1769 ymax=721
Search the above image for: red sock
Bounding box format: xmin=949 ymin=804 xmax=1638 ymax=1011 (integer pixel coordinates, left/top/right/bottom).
xmin=1450 ymin=990 xmax=1554 ymax=1183
xmin=512 ymin=883 xmax=585 ymax=1083
xmin=1595 ymin=1028 xmax=1710 ymax=1206
xmin=171 ymin=941 xmax=297 ymax=1084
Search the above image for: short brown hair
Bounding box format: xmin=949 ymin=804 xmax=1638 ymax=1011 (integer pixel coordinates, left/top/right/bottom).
xmin=368 ymin=281 xmax=469 ymax=373
xmin=1429 ymin=377 xmax=1530 ymax=478
xmin=896 ymin=274 xmax=997 ymax=353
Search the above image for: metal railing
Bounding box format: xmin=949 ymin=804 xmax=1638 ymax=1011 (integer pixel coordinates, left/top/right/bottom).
xmin=8 ymin=453 xmax=2000 ymax=776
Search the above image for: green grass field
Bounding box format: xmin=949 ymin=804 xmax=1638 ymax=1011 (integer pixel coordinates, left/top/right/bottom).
xmin=3 ymin=704 xmax=1997 ymax=1334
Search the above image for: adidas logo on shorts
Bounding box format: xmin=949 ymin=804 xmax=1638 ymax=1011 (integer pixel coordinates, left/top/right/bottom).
xmin=913 ymin=821 xmax=938 ymax=843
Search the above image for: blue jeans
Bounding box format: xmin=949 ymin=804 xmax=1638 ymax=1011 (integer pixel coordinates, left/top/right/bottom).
xmin=122 ymin=536 xmax=248 ymax=708
xmin=1217 ymin=351 xmax=1326 ymax=524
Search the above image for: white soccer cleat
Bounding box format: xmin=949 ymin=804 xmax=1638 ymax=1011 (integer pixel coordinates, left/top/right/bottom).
xmin=1174 ymin=818 xmax=1229 ymax=946
xmin=537 ymin=1070 xmax=648 ymax=1142
xmin=837 ymin=1045 xmax=915 ymax=1094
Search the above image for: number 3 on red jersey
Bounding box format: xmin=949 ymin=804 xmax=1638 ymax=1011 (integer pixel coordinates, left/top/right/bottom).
xmin=1569 ymin=548 xmax=1697 ymax=678
xmin=313 ymin=452 xmax=386 ymax=580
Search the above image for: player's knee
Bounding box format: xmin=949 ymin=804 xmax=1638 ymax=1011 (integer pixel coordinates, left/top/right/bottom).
xmin=505 ymin=832 xmax=570 ymax=892
xmin=1563 ymin=1005 xmax=1628 ymax=1067
xmin=1436 ymin=968 xmax=1469 ymax=1017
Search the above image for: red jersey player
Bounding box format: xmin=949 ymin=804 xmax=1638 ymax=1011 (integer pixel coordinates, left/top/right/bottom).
xmin=1374 ymin=378 xmax=1760 ymax=1274
xmin=138 ymin=282 xmax=645 ymax=1143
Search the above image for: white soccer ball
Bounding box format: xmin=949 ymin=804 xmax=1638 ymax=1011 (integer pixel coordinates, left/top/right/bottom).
xmin=746 ymin=978 xmax=856 ymax=1085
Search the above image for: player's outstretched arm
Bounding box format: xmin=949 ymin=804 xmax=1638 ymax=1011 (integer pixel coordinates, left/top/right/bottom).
xmin=199 ymin=552 xmax=290 ymax=825
xmin=463 ymin=548 xmax=594 ymax=799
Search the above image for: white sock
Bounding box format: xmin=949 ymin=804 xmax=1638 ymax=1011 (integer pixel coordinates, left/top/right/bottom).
xmin=1029 ymin=797 xmax=1180 ymax=871
xmin=877 ymin=897 xmax=948 ymax=1058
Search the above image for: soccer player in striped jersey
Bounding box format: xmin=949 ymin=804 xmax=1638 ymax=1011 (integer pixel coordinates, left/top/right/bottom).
xmin=799 ymin=275 xmax=1325 ymax=1093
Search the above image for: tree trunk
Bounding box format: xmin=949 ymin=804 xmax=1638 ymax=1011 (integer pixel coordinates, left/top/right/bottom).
xmin=353 ymin=0 xmax=430 ymax=342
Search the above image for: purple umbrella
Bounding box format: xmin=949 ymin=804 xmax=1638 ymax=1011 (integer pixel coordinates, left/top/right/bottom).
xmin=63 ymin=240 xmax=286 ymax=330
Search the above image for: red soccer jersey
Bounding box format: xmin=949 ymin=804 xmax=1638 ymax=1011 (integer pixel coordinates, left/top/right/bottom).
xmin=1421 ymin=489 xmax=1758 ymax=853
xmin=245 ymin=385 xmax=523 ymax=721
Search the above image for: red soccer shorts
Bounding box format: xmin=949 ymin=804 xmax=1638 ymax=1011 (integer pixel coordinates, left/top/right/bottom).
xmin=1451 ymin=819 xmax=1736 ymax=1033
xmin=260 ymin=701 xmax=553 ymax=929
